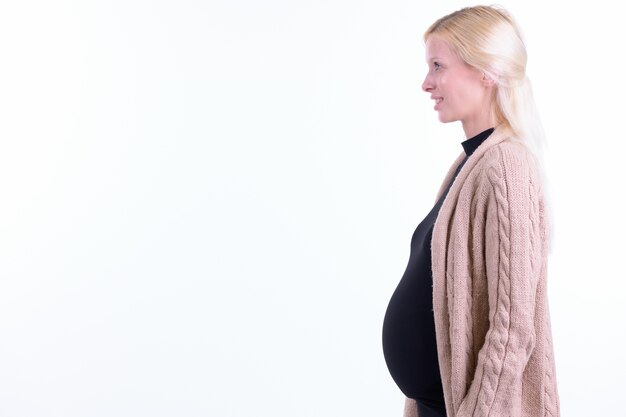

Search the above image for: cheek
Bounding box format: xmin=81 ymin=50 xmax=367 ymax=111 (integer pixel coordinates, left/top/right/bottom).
xmin=448 ymin=77 xmax=479 ymax=104
xmin=438 ymin=73 xmax=458 ymax=96
xmin=438 ymin=76 xmax=457 ymax=104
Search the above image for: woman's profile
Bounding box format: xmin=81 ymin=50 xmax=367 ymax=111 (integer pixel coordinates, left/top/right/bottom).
xmin=381 ymin=5 xmax=560 ymax=417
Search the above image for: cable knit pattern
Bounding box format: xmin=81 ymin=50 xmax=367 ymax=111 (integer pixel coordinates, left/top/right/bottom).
xmin=403 ymin=125 xmax=560 ymax=417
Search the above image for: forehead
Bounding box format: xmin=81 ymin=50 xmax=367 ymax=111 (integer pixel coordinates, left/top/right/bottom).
xmin=424 ymin=36 xmax=455 ymax=61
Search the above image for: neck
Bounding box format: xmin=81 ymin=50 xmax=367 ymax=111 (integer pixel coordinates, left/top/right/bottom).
xmin=462 ymin=113 xmax=498 ymax=139
xmin=462 ymin=95 xmax=499 ymax=139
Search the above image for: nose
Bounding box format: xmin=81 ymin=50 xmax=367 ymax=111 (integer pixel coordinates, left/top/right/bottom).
xmin=422 ymin=73 xmax=433 ymax=93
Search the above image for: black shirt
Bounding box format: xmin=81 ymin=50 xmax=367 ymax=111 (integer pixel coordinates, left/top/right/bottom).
xmin=382 ymin=127 xmax=495 ymax=417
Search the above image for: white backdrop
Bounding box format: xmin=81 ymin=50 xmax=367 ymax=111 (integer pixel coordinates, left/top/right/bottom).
xmin=0 ymin=1 xmax=624 ymax=416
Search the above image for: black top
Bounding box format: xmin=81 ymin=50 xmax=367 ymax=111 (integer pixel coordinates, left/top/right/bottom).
xmin=382 ymin=127 xmax=495 ymax=417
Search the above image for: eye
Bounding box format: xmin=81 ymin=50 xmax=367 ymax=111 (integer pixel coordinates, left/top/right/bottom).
xmin=433 ymin=62 xmax=441 ymax=71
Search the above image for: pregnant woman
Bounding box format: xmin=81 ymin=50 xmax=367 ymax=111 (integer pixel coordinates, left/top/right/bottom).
xmin=382 ymin=5 xmax=561 ymax=417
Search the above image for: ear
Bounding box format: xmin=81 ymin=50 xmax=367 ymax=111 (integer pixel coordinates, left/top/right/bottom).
xmin=481 ymin=72 xmax=496 ymax=87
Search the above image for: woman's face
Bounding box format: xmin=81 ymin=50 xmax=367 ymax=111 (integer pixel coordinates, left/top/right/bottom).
xmin=422 ymin=35 xmax=494 ymax=130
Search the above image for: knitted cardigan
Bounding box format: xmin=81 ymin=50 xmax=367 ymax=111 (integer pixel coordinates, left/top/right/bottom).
xmin=403 ymin=125 xmax=560 ymax=417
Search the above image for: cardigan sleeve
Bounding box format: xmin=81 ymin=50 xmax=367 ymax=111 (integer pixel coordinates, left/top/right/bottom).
xmin=456 ymin=146 xmax=542 ymax=416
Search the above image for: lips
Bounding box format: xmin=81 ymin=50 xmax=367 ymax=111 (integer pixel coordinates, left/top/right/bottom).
xmin=432 ymin=96 xmax=443 ymax=110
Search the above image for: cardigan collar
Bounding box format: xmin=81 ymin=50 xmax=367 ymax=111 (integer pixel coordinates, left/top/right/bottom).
xmin=436 ymin=123 xmax=514 ymax=206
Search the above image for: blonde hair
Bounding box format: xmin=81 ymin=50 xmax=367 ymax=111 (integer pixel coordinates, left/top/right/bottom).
xmin=424 ymin=4 xmax=556 ymax=255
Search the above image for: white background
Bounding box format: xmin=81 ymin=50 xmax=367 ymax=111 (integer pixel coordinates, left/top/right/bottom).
xmin=0 ymin=1 xmax=624 ymax=416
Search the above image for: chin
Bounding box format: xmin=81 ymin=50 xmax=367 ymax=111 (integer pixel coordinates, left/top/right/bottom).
xmin=437 ymin=111 xmax=460 ymax=124
xmin=437 ymin=114 xmax=454 ymax=124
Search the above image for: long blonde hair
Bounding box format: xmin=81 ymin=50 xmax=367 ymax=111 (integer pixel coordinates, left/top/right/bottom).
xmin=424 ymin=4 xmax=555 ymax=255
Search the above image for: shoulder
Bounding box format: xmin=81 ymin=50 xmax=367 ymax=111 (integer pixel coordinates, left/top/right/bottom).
xmin=480 ymin=138 xmax=540 ymax=190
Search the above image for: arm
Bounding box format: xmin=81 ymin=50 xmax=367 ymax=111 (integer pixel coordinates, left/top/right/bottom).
xmin=457 ymin=148 xmax=542 ymax=416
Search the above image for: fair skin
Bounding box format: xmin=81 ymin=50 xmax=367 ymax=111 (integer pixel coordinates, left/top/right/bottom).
xmin=421 ymin=35 xmax=499 ymax=139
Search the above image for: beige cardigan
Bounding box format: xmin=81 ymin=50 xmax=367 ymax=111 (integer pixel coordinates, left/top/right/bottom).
xmin=403 ymin=125 xmax=560 ymax=417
